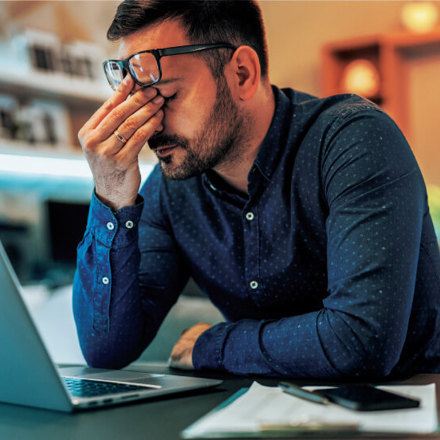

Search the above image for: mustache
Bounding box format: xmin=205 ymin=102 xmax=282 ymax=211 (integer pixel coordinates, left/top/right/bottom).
xmin=148 ymin=133 xmax=189 ymax=150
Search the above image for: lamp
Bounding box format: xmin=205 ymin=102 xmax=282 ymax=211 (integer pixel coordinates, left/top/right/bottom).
xmin=341 ymin=59 xmax=380 ymax=98
xmin=401 ymin=2 xmax=439 ymax=33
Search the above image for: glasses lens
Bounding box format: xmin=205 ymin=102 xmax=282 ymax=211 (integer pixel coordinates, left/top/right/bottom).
xmin=129 ymin=52 xmax=160 ymax=86
xmin=104 ymin=61 xmax=124 ymax=91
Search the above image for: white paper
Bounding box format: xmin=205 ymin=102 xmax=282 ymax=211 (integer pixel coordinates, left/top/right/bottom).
xmin=183 ymin=382 xmax=438 ymax=437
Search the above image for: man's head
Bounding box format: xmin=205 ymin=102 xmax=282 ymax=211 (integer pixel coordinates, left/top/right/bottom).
xmin=107 ymin=1 xmax=270 ymax=181
xmin=107 ymin=0 xmax=268 ymax=80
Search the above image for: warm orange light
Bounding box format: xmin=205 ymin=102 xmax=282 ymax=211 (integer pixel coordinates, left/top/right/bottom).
xmin=341 ymin=59 xmax=380 ymax=98
xmin=401 ymin=2 xmax=439 ymax=33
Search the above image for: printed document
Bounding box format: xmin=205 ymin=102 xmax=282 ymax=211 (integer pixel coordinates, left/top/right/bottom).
xmin=182 ymin=382 xmax=438 ymax=438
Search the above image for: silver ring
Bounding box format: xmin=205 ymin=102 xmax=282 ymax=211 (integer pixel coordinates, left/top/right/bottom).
xmin=113 ymin=130 xmax=127 ymax=143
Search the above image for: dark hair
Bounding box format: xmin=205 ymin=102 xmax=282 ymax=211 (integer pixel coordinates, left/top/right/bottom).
xmin=107 ymin=0 xmax=268 ymax=79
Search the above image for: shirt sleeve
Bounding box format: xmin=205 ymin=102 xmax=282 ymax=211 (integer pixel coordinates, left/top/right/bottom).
xmin=73 ymin=166 xmax=189 ymax=369
xmin=193 ymin=108 xmax=427 ymax=378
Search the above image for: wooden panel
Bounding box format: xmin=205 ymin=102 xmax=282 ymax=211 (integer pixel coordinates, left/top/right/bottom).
xmin=408 ymin=53 xmax=440 ymax=186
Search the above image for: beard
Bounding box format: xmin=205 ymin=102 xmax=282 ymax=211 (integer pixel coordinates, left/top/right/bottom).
xmin=148 ymin=76 xmax=249 ymax=180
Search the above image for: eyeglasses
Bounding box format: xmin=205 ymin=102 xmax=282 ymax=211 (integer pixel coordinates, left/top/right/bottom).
xmin=103 ymin=43 xmax=237 ymax=91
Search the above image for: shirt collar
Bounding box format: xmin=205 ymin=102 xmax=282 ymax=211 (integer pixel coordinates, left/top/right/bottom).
xmin=252 ymin=85 xmax=292 ymax=182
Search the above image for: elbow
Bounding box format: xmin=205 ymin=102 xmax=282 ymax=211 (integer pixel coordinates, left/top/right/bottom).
xmin=336 ymin=351 xmax=399 ymax=379
xmin=81 ymin=342 xmax=135 ymax=370
xmin=76 ymin=327 xmax=141 ymax=370
xmin=329 ymin=336 xmax=402 ymax=379
xmin=320 ymin=311 xmax=405 ymax=379
xmin=85 ymin=356 xmax=129 ymax=371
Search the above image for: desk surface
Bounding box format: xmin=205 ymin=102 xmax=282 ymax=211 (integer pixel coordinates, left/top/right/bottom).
xmin=0 ymin=363 xmax=438 ymax=440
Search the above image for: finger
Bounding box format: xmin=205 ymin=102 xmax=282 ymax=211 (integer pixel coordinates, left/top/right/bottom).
xmin=168 ymin=357 xmax=194 ymax=370
xmin=168 ymin=350 xmax=194 ymax=370
xmin=96 ymin=86 xmax=159 ymax=140
xmin=113 ymin=109 xmax=164 ymax=160
xmin=83 ymin=75 xmax=134 ymax=132
xmin=109 ymin=94 xmax=164 ymax=144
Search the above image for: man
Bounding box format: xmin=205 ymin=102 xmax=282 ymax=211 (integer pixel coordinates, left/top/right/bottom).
xmin=74 ymin=0 xmax=440 ymax=378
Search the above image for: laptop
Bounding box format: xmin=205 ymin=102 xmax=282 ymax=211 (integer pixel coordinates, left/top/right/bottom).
xmin=0 ymin=241 xmax=221 ymax=412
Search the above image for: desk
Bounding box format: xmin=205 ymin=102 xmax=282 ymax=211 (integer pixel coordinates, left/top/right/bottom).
xmin=0 ymin=363 xmax=438 ymax=440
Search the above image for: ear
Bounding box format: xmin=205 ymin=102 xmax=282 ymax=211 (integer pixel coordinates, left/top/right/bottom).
xmin=228 ymin=45 xmax=261 ymax=101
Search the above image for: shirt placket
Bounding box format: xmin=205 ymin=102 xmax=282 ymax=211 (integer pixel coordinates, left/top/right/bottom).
xmin=243 ymin=202 xmax=262 ymax=302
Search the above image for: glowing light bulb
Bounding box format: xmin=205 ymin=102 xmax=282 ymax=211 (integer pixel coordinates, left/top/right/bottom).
xmin=341 ymin=59 xmax=380 ymax=98
xmin=401 ymin=2 xmax=439 ymax=33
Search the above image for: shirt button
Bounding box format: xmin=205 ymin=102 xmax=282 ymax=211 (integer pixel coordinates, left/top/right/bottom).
xmin=245 ymin=212 xmax=255 ymax=221
xmin=250 ymin=280 xmax=258 ymax=289
xmin=125 ymin=220 xmax=134 ymax=229
xmin=102 ymin=277 xmax=110 ymax=285
xmin=106 ymin=222 xmax=115 ymax=231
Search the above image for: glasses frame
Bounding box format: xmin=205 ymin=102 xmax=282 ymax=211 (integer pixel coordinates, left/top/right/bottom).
xmin=103 ymin=43 xmax=237 ymax=90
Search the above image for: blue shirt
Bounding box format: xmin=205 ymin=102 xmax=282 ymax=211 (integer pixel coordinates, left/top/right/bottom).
xmin=73 ymin=86 xmax=440 ymax=378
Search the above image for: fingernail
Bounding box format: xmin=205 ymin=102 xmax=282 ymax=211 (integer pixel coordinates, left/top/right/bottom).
xmin=153 ymin=95 xmax=164 ymax=104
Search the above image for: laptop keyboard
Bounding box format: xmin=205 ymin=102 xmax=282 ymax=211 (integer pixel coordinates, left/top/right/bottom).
xmin=63 ymin=377 xmax=147 ymax=398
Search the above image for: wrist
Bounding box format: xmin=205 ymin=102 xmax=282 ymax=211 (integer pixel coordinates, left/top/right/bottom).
xmin=94 ymin=191 xmax=138 ymax=212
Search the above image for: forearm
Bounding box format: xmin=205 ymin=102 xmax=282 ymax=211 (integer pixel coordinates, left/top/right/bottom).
xmin=193 ymin=301 xmax=409 ymax=379
xmin=73 ymin=185 xmax=189 ymax=369
xmin=73 ymin=236 xmax=153 ymax=369
xmin=192 ymin=312 xmax=346 ymax=378
xmin=73 ymin=193 xmax=161 ymax=369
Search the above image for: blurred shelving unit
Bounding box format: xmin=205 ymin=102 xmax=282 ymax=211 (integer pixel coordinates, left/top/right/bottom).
xmin=0 ymin=68 xmax=110 ymax=157
xmin=0 ymin=65 xmax=157 ymax=161
xmin=321 ymin=27 xmax=440 ymax=141
xmin=0 ymin=68 xmax=110 ymax=105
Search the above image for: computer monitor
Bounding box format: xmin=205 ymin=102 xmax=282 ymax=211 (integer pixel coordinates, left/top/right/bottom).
xmin=46 ymin=199 xmax=89 ymax=265
xmin=41 ymin=199 xmax=89 ymax=287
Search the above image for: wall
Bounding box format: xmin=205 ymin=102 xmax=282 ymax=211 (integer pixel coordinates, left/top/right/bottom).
xmin=261 ymin=1 xmax=404 ymax=93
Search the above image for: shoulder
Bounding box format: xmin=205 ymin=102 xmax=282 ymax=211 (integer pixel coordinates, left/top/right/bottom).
xmin=285 ymin=88 xmax=384 ymax=126
xmin=283 ymin=89 xmax=407 ymax=156
xmin=278 ymin=88 xmax=397 ymax=156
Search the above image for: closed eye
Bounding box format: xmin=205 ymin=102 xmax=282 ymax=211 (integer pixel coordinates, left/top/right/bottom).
xmin=164 ymin=93 xmax=178 ymax=104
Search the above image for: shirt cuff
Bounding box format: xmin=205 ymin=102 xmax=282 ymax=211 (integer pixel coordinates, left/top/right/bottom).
xmin=192 ymin=322 xmax=230 ymax=371
xmin=86 ymin=191 xmax=144 ymax=248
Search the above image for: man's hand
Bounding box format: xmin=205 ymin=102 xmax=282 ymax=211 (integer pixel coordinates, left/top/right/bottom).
xmin=168 ymin=323 xmax=212 ymax=370
xmin=78 ymin=76 xmax=164 ymax=211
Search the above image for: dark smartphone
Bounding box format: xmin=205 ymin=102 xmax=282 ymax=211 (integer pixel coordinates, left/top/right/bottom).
xmin=314 ymin=385 xmax=420 ymax=411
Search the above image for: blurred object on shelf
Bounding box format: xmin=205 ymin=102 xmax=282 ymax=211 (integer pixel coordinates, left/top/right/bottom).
xmin=27 ymin=29 xmax=60 ymax=73
xmin=62 ymin=40 xmax=104 ymax=81
xmin=1 ymin=27 xmax=107 ymax=86
xmin=0 ymin=95 xmax=71 ymax=148
xmin=341 ymin=59 xmax=380 ymax=98
xmin=21 ymin=100 xmax=71 ymax=147
xmin=401 ymin=2 xmax=439 ymax=33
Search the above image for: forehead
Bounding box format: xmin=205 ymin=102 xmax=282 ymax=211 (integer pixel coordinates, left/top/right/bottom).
xmin=118 ymin=19 xmax=191 ymax=59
